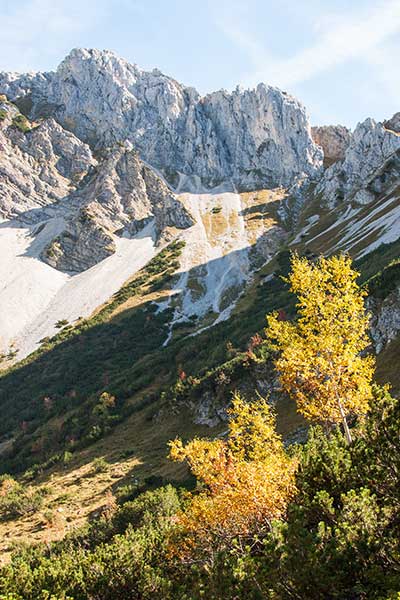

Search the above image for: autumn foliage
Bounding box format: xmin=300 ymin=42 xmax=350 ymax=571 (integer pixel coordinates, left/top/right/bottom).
xmin=168 ymin=394 xmax=297 ymax=560
xmin=266 ymin=254 xmax=375 ymax=441
xmin=0 ymin=254 xmax=399 ymax=599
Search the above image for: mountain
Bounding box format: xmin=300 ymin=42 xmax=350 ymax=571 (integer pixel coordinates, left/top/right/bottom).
xmin=0 ymin=47 xmax=319 ymax=361
xmin=0 ymin=48 xmax=400 ymax=559
xmin=0 ymin=48 xmax=322 ymax=190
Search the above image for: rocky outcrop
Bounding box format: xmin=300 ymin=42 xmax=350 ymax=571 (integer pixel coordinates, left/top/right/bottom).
xmin=384 ymin=112 xmax=400 ymax=134
xmin=39 ymin=144 xmax=193 ymax=272
xmin=369 ymin=287 xmax=400 ymax=353
xmin=311 ymin=125 xmax=351 ymax=167
xmin=0 ymin=48 xmax=323 ymax=190
xmin=0 ymin=98 xmax=95 ymax=220
xmin=141 ymin=163 xmax=194 ymax=233
xmin=316 ymin=117 xmax=400 ymax=207
xmin=0 ymin=98 xmax=193 ymax=273
xmin=41 ymin=208 xmax=116 ymax=272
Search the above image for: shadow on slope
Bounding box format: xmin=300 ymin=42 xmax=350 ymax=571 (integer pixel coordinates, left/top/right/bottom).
xmin=0 ymin=242 xmax=293 ymax=473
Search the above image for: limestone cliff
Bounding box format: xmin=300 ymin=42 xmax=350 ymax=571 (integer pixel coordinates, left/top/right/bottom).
xmin=0 ymin=48 xmax=323 ymax=190
xmin=316 ymin=117 xmax=400 ymax=207
xmin=0 ymin=98 xmax=193 ymax=273
xmin=311 ymin=125 xmax=351 ymax=167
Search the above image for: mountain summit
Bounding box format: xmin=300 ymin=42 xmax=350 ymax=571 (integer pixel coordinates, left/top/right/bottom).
xmin=0 ymin=48 xmax=400 ymax=364
xmin=0 ymin=48 xmax=322 ymax=190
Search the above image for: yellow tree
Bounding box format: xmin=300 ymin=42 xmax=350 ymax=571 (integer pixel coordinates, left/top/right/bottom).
xmin=266 ymin=254 xmax=375 ymax=443
xmin=168 ymin=394 xmax=296 ymax=561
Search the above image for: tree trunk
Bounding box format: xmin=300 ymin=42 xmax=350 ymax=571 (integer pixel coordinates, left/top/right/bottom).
xmin=337 ymin=399 xmax=352 ymax=444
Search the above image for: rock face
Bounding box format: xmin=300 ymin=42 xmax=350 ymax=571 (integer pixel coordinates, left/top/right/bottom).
xmin=316 ymin=117 xmax=400 ymax=207
xmin=0 ymin=98 xmax=95 ymax=220
xmin=311 ymin=125 xmax=351 ymax=167
xmin=369 ymin=287 xmax=400 ymax=353
xmin=0 ymin=48 xmax=323 ymax=190
xmin=41 ymin=144 xmax=194 ymax=272
xmin=41 ymin=208 xmax=117 ymax=272
xmin=0 ymin=98 xmax=193 ymax=273
xmin=384 ymin=112 xmax=400 ymax=133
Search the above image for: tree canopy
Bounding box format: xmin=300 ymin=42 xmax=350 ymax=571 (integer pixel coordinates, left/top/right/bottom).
xmin=168 ymin=394 xmax=297 ymax=561
xmin=266 ymin=254 xmax=375 ymax=442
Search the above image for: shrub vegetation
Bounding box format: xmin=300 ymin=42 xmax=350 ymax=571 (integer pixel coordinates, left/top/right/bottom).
xmin=0 ymin=254 xmax=398 ymax=599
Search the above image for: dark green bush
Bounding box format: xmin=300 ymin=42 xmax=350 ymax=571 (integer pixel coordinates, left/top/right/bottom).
xmin=1 ymin=392 xmax=399 ymax=599
xmin=0 ymin=486 xmax=181 ymax=599
xmin=0 ymin=476 xmax=47 ymax=520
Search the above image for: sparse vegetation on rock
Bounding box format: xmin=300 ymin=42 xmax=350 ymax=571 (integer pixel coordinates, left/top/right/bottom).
xmin=11 ymin=114 xmax=30 ymax=133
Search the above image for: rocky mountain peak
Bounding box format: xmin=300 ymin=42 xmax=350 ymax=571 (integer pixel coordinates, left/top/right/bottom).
xmin=0 ymin=48 xmax=323 ymax=190
xmin=316 ymin=114 xmax=400 ymax=207
xmin=384 ymin=112 xmax=400 ymax=134
xmin=311 ymin=124 xmax=351 ymax=167
xmin=2 ymin=48 xmax=399 ymax=370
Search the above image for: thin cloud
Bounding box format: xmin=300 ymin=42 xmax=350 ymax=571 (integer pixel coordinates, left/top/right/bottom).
xmin=0 ymin=0 xmax=103 ymax=71
xmin=0 ymin=0 xmax=141 ymax=72
xmin=363 ymin=37 xmax=400 ymax=113
xmin=216 ymin=0 xmax=400 ymax=90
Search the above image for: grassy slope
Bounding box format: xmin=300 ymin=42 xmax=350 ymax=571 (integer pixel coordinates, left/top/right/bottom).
xmin=0 ymin=403 xmax=222 ymax=564
xmin=290 ymin=182 xmax=400 ymax=259
xmin=1 ymin=185 xmax=400 ymax=555
xmin=0 ymin=235 xmax=302 ymax=554
xmin=0 ymin=228 xmax=296 ymax=469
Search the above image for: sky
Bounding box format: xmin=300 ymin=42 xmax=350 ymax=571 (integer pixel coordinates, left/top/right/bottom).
xmin=0 ymin=0 xmax=399 ymax=128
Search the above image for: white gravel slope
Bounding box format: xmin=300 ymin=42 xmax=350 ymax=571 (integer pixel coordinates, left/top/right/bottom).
xmin=0 ymin=219 xmax=156 ymax=359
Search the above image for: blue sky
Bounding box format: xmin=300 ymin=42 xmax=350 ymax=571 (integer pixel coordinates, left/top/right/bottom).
xmin=1 ymin=0 xmax=399 ymax=128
